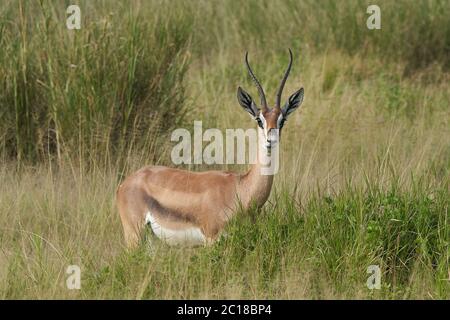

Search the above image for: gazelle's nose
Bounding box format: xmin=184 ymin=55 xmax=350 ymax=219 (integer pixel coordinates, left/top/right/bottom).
xmin=267 ymin=129 xmax=279 ymax=143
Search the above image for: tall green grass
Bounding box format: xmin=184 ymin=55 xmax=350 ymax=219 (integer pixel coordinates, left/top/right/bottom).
xmin=0 ymin=1 xmax=191 ymax=165
xmin=1 ymin=0 xmax=449 ymax=164
xmin=187 ymin=0 xmax=450 ymax=69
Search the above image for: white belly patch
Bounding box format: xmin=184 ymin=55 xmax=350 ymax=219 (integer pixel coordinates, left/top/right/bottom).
xmin=145 ymin=211 xmax=206 ymax=246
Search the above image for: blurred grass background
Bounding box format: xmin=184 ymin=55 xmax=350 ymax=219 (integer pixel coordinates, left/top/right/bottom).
xmin=0 ymin=0 xmax=448 ymax=299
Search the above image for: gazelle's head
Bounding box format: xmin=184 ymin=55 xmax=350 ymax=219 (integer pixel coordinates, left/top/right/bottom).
xmin=237 ymin=49 xmax=304 ymax=151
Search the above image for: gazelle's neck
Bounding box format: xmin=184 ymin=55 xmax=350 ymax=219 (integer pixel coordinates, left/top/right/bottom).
xmin=237 ymin=128 xmax=277 ymax=209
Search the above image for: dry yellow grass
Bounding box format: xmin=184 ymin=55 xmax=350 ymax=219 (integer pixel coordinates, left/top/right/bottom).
xmin=0 ymin=0 xmax=448 ymax=299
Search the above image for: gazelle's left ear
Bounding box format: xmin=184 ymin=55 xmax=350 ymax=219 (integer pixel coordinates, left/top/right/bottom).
xmin=282 ymin=88 xmax=304 ymax=117
xmin=237 ymin=86 xmax=260 ymax=117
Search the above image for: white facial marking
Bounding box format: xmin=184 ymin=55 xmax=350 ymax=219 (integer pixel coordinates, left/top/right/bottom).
xmin=145 ymin=211 xmax=206 ymax=246
xmin=277 ymin=113 xmax=284 ymax=129
xmin=258 ymin=115 xmax=267 ymax=139
xmin=260 ymin=115 xmax=267 ymax=129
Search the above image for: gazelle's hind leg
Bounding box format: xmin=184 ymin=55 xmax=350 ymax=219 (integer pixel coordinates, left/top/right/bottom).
xmin=116 ymin=185 xmax=148 ymax=249
xmin=121 ymin=220 xmax=143 ymax=249
xmin=143 ymin=222 xmax=159 ymax=255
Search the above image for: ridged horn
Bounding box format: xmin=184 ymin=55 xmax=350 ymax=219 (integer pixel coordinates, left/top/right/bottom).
xmin=275 ymin=48 xmax=293 ymax=109
xmin=245 ymin=52 xmax=268 ymax=110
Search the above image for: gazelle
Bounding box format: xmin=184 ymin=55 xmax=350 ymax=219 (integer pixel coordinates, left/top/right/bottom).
xmin=116 ymin=49 xmax=304 ymax=248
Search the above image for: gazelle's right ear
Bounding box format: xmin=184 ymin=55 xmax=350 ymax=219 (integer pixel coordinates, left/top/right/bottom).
xmin=237 ymin=87 xmax=260 ymax=117
xmin=282 ymin=88 xmax=304 ymax=117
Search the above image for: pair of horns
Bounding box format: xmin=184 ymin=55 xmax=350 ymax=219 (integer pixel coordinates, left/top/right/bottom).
xmin=245 ymin=48 xmax=293 ymax=110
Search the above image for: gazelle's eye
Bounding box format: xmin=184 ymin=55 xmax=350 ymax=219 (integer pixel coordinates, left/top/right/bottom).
xmin=278 ymin=115 xmax=286 ymax=129
xmin=256 ymin=117 xmax=264 ymax=129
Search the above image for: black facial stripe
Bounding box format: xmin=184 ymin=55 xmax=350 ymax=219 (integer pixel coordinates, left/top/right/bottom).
xmin=256 ymin=117 xmax=264 ymax=129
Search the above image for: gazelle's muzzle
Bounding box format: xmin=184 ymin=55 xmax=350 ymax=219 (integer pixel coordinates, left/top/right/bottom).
xmin=265 ymin=129 xmax=279 ymax=149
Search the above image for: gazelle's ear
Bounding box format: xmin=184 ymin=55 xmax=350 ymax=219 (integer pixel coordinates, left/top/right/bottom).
xmin=282 ymin=88 xmax=304 ymax=117
xmin=237 ymin=87 xmax=260 ymax=117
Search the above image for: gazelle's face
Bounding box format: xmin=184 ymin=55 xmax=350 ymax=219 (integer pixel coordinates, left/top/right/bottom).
xmin=256 ymin=107 xmax=283 ymax=150
xmin=237 ymin=49 xmax=304 ymax=151
xmin=237 ymin=87 xmax=304 ymax=150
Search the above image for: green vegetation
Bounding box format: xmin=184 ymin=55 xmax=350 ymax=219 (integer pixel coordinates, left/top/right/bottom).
xmin=0 ymin=0 xmax=448 ymax=299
